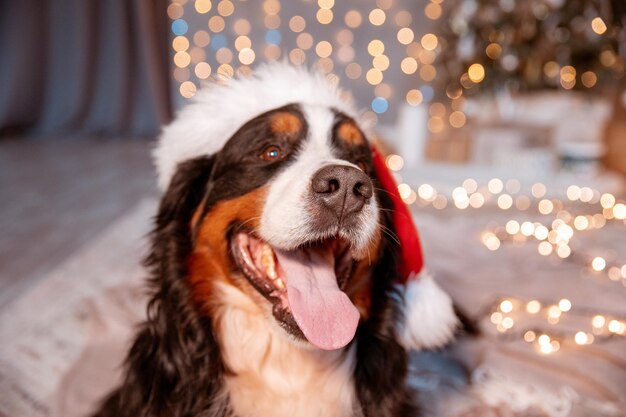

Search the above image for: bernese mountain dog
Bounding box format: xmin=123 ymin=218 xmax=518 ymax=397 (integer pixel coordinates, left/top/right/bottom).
xmin=93 ymin=63 xmax=458 ymax=417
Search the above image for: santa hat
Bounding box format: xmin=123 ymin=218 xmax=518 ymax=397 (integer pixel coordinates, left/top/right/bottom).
xmin=154 ymin=62 xmax=457 ymax=350
xmin=370 ymin=146 xmax=458 ymax=349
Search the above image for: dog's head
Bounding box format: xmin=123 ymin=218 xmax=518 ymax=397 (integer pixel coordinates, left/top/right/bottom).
xmin=154 ymin=64 xmax=394 ymax=351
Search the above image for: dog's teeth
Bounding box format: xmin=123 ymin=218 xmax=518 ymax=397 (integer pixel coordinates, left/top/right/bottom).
xmin=274 ymin=278 xmax=285 ymax=290
xmin=260 ymin=243 xmax=277 ymax=279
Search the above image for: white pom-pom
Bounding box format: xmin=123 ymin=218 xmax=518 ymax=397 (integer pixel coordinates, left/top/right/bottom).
xmin=398 ymin=270 xmax=458 ymax=350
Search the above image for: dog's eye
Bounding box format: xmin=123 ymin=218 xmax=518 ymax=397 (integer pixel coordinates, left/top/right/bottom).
xmin=260 ymin=145 xmax=283 ymax=161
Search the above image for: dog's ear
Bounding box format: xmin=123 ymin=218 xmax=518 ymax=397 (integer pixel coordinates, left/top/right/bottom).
xmin=155 ymin=155 xmax=215 ymax=230
xmin=92 ymin=155 xmax=227 ymax=415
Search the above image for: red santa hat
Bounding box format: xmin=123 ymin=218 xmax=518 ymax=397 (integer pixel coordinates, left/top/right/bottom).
xmin=371 ymin=145 xmax=458 ymax=350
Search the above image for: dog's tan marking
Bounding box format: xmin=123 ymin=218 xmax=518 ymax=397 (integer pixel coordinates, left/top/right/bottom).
xmin=337 ymin=120 xmax=365 ymax=145
xmin=270 ymin=112 xmax=302 ymax=136
xmin=188 ymin=187 xmax=267 ymax=307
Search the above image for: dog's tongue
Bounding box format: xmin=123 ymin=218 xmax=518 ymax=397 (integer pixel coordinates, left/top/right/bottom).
xmin=274 ymin=247 xmax=360 ymax=350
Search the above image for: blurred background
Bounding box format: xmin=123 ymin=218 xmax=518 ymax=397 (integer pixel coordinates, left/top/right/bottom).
xmin=1 ymin=1 xmax=625 ymax=416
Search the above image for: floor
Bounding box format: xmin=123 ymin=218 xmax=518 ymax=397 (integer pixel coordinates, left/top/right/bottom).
xmin=0 ymin=137 xmax=157 ymax=310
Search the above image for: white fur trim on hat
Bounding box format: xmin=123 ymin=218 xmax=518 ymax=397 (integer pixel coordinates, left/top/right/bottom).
xmin=154 ymin=62 xmax=370 ymax=190
xmin=398 ymin=271 xmax=458 ymax=350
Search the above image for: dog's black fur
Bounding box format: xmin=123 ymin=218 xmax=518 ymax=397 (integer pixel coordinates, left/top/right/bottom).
xmin=93 ymin=131 xmax=419 ymax=417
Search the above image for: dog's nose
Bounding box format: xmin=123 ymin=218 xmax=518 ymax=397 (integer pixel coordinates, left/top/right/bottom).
xmin=311 ymin=164 xmax=373 ymax=219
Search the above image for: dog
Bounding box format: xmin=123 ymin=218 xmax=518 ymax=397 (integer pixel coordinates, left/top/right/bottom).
xmin=93 ymin=63 xmax=458 ymax=417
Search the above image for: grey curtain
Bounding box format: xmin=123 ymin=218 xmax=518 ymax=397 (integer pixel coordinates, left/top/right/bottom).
xmin=0 ymin=0 xmax=172 ymax=138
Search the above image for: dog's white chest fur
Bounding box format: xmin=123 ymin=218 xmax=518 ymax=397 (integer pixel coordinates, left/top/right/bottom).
xmin=215 ymin=283 xmax=359 ymax=417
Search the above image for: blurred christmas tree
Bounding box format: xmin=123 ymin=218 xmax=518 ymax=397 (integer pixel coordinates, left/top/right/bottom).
xmin=435 ymin=0 xmax=626 ymax=98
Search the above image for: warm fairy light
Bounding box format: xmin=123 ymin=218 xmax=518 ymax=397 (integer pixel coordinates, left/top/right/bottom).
xmin=208 ymin=16 xmax=225 ymax=32
xmin=345 ymin=62 xmax=362 ymax=79
xmin=488 ymin=178 xmax=504 ymax=194
xmin=468 ymin=63 xmax=485 ymax=83
xmin=369 ymin=8 xmax=386 ymax=25
xmin=579 ymin=187 xmax=594 ymax=203
xmin=195 ymin=0 xmax=212 ymax=14
xmin=424 ymin=2 xmax=442 ymax=20
xmin=490 ymin=312 xmax=503 ymax=324
xmin=289 ymin=16 xmax=306 ymax=33
xmin=238 ymin=48 xmax=255 ymax=65
xmin=538 ymin=241 xmax=553 ymax=256
xmin=400 ymin=57 xmax=418 ymax=74
xmin=574 ymin=215 xmax=589 ymax=230
xmin=167 ymin=3 xmax=184 ymax=19
xmin=526 ymin=300 xmax=541 ymax=314
xmin=366 ymin=68 xmax=383 ymax=85
xmin=216 ymin=48 xmax=233 ymax=64
xmin=318 ymin=0 xmax=334 ymax=9
xmin=501 ymin=317 xmax=514 ymax=329
xmin=296 ymin=33 xmax=313 ymax=50
xmin=263 ymin=0 xmax=280 ymax=14
xmin=368 ymin=40 xmax=385 ymax=56
xmin=524 ymin=330 xmax=536 ymax=342
xmin=556 ymin=244 xmax=571 ymax=258
xmin=315 ymin=41 xmax=332 ymax=58
xmin=397 ymin=28 xmax=414 ymax=45
xmin=264 ymin=44 xmax=281 ymax=60
xmin=427 ymin=116 xmax=445 ymax=134
xmin=406 ymin=89 xmax=423 ymax=106
xmin=592 ymin=315 xmax=606 ymax=328
xmin=449 ymin=111 xmax=466 ymax=128
xmin=417 ymin=184 xmax=436 ymax=201
xmin=558 ymin=299 xmax=572 ymax=312
xmin=462 ymin=179 xmax=478 ymax=194
xmin=538 ymin=199 xmax=554 ymax=215
xmin=216 ymin=63 xmax=234 ymax=78
xmin=217 ymin=0 xmax=234 ymax=17
xmin=520 ymin=221 xmax=535 ymax=237
xmin=397 ymin=183 xmax=411 ymax=200
xmin=574 ymin=331 xmax=589 ymax=345
xmin=179 ymin=81 xmax=197 ymax=98
xmin=193 ymin=31 xmax=210 ymax=47
xmin=469 ymin=193 xmax=485 ymax=208
xmin=173 ymin=36 xmax=190 ymax=52
xmin=316 ymin=9 xmax=333 ymax=24
xmin=344 ymin=10 xmax=362 ymax=28
xmin=194 ymin=62 xmax=212 ymax=79
xmin=548 ymin=305 xmax=562 ymax=319
xmin=233 ymin=19 xmax=251 ymax=35
xmin=608 ymin=267 xmax=621 ymax=281
xmin=484 ymin=234 xmax=501 ymax=251
xmin=622 ymin=265 xmax=626 ymax=278
xmin=608 ymin=320 xmax=626 ymax=334
xmin=566 ymin=185 xmax=581 ymax=201
xmin=600 ymin=193 xmax=616 ymax=209
xmin=420 ymin=33 xmax=438 ymax=51
xmin=497 ymin=194 xmax=513 ymax=210
xmin=173 ymin=67 xmax=190 ymax=83
xmin=288 ymin=48 xmax=306 ymax=65
xmin=419 ymin=65 xmax=437 ymax=82
xmin=432 ymin=195 xmax=447 ymax=210
xmin=582 ymin=71 xmax=598 ymax=88
xmin=373 ymin=54 xmax=390 ymax=71
xmin=234 ymin=36 xmax=251 ymax=51
xmin=485 ymin=43 xmax=502 ymax=60
xmin=386 ymin=154 xmax=404 ymax=171
xmin=499 ymin=300 xmax=513 ymax=313
xmin=534 ymin=225 xmax=549 ymax=240
xmin=505 ymin=179 xmax=521 ymax=194
xmin=531 ymin=183 xmax=547 ymax=198
xmin=174 ymin=51 xmax=191 ymax=68
xmin=394 ymin=10 xmax=412 ymax=27
xmin=538 ymin=334 xmax=550 ymax=345
xmin=613 ymin=204 xmax=626 ymax=220
xmin=506 ymin=220 xmax=520 ymax=235
xmin=591 ymin=17 xmax=607 ymax=35
xmin=591 ymin=257 xmax=606 ymax=272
